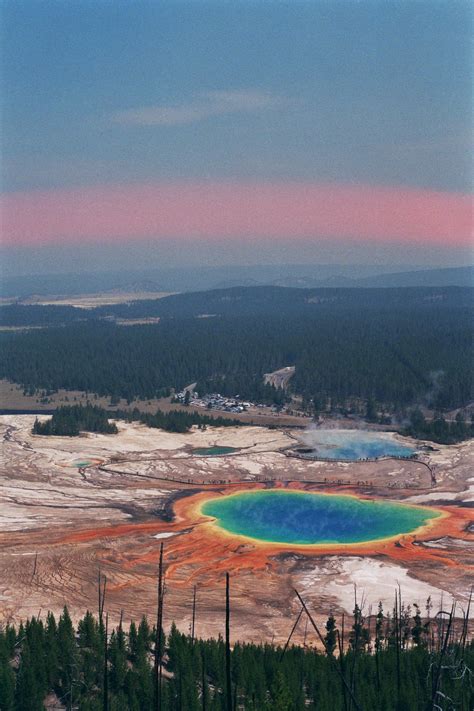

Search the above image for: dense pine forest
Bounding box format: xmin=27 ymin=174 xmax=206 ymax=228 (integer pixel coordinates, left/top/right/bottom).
xmin=32 ymin=404 xmax=246 ymax=437
xmin=403 ymin=409 xmax=474 ymax=445
xmin=115 ymin=407 xmax=245 ymax=433
xmin=1 ymin=287 xmax=472 ymax=412
xmin=2 ymin=286 xmax=472 ymax=323
xmin=32 ymin=405 xmax=118 ymax=437
xmin=0 ymin=598 xmax=472 ymax=710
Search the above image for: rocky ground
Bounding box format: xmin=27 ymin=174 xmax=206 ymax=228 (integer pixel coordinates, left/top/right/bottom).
xmin=0 ymin=415 xmax=472 ymax=644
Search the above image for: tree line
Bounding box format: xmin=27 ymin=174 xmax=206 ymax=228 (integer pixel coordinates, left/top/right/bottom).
xmin=0 ymin=591 xmax=472 ymax=710
xmin=403 ymin=409 xmax=474 ymax=445
xmin=32 ymin=404 xmax=247 ymax=437
xmin=115 ymin=407 xmax=247 ymax=433
xmin=29 ymin=402 xmax=474 ymax=444
xmin=32 ymin=405 xmax=118 ymax=436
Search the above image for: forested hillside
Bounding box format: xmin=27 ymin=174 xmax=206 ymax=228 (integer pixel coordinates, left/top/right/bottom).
xmin=0 ymin=304 xmax=85 ymax=327
xmin=2 ymin=286 xmax=472 ymax=324
xmin=0 ymin=287 xmax=472 ymax=411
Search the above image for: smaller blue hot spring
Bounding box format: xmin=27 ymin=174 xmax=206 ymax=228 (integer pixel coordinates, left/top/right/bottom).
xmin=298 ymin=429 xmax=416 ymax=461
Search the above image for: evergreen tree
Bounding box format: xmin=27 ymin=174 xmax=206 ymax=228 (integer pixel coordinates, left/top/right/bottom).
xmin=268 ymin=671 xmax=293 ymax=711
xmin=411 ymin=604 xmax=424 ymax=648
xmin=109 ymin=624 xmax=127 ymax=697
xmin=15 ymin=640 xmax=44 ymax=711
xmin=324 ymin=613 xmax=337 ymax=656
xmin=44 ymin=612 xmax=59 ymax=690
xmin=365 ymin=397 xmax=377 ymax=422
xmin=77 ymin=610 xmax=103 ymax=702
xmin=0 ymin=628 xmax=15 ymax=711
xmin=56 ymin=607 xmax=78 ymax=709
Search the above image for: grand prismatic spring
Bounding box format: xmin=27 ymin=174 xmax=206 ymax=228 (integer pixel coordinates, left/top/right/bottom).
xmin=201 ymin=490 xmax=441 ymax=546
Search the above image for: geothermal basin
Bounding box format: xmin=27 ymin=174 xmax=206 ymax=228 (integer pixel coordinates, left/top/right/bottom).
xmin=201 ymin=490 xmax=440 ymax=546
xmin=297 ymin=429 xmax=416 ymax=461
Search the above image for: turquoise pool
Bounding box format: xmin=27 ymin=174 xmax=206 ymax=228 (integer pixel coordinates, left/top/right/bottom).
xmin=193 ymin=446 xmax=238 ymax=456
xmin=201 ymin=490 xmax=438 ymax=545
xmin=299 ymin=429 xmax=416 ymax=461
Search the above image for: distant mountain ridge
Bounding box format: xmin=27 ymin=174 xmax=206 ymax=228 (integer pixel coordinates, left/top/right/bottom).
xmin=2 ymin=264 xmax=472 ymax=298
xmin=270 ymin=267 xmax=474 ymax=289
xmin=330 ymin=266 xmax=473 ymax=288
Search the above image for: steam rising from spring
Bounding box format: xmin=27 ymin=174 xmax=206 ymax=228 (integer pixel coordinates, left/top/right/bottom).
xmin=298 ymin=428 xmax=416 ymax=461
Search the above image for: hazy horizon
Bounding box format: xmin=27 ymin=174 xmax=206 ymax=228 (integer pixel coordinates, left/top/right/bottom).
xmin=2 ymin=239 xmax=472 ymax=279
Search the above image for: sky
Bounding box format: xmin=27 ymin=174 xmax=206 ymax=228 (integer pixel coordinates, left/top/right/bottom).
xmin=1 ymin=0 xmax=472 ymax=274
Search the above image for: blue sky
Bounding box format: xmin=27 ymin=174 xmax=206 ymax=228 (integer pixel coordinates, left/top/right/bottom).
xmin=2 ymin=0 xmax=471 ymax=192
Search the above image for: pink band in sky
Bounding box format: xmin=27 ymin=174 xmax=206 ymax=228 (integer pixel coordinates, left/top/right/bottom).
xmin=1 ymin=181 xmax=471 ymax=247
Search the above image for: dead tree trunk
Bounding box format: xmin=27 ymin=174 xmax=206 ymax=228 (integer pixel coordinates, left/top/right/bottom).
xmin=98 ymin=570 xmax=107 ymax=629
xmin=395 ymin=590 xmax=401 ymax=711
xmin=103 ymin=613 xmax=109 ymax=711
xmin=201 ymin=648 xmax=207 ymax=711
xmin=154 ymin=543 xmax=165 ymax=711
xmin=430 ymin=603 xmax=455 ymax=711
xmin=31 ymin=552 xmax=38 ymax=583
xmin=461 ymin=587 xmax=472 ymax=653
xmin=191 ymin=584 xmax=197 ymax=643
xmin=225 ymin=572 xmax=232 ymax=711
xmin=280 ymin=605 xmax=304 ymax=661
